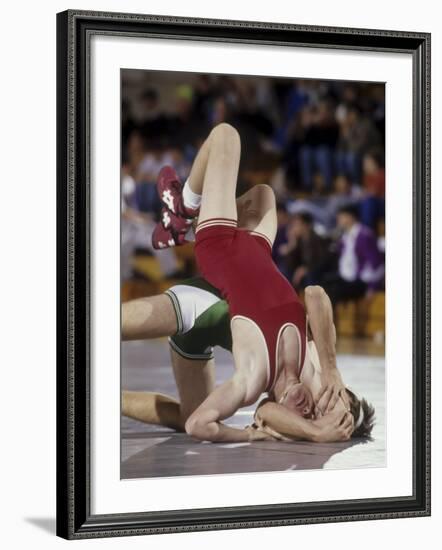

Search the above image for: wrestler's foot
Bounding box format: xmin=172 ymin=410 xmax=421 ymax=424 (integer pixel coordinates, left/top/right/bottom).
xmin=159 ymin=206 xmax=193 ymax=235
xmin=157 ymin=166 xmax=199 ymax=220
xmin=151 ymin=219 xmax=189 ymax=250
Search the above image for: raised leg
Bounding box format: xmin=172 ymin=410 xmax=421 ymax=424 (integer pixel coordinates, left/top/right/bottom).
xmin=121 ymin=294 xmax=177 ymax=341
xmin=236 ymin=184 xmax=277 ymax=246
xmin=192 ymin=123 xmax=241 ymax=225
xmin=153 ymin=123 xmax=242 ymax=249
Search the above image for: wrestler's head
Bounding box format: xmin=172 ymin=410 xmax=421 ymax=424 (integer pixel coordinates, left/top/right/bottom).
xmin=344 ymin=388 xmax=376 ymax=438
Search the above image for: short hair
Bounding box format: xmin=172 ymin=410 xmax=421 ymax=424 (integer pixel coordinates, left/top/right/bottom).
xmin=294 ymin=211 xmax=314 ymax=225
xmin=345 ymin=388 xmax=376 ymax=439
xmin=337 ymin=203 xmax=360 ymax=220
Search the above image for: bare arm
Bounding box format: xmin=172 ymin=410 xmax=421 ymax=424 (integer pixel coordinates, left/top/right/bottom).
xmin=304 ymin=285 xmax=349 ymax=411
xmin=255 ymin=400 xmax=319 ymax=441
xmin=304 ymin=285 xmax=337 ymax=372
xmin=255 ymin=399 xmax=353 ymax=443
xmin=185 ymin=373 xmax=269 ymax=443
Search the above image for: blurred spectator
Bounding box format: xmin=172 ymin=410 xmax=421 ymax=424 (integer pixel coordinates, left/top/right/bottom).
xmin=139 ymin=88 xmax=170 ymax=146
xmin=298 ymin=100 xmax=339 ymax=190
xmin=324 ymin=204 xmax=384 ymax=303
xmin=363 ymin=149 xmax=385 ymax=197
xmin=210 ymin=95 xmax=230 ymax=127
xmin=335 ymin=106 xmax=382 ymax=185
xmin=281 ymin=212 xmax=331 ymax=290
xmin=235 ymin=81 xmax=275 ymax=138
xmin=368 ymin=84 xmax=386 ymax=138
xmin=121 ymin=165 xmax=178 ymax=281
xmin=194 ymin=74 xmax=214 ymax=119
xmin=122 ymin=99 xmax=137 ymax=149
xmin=121 ymin=165 xmax=137 ymax=212
xmin=359 ymin=149 xmax=385 ymax=229
xmin=273 ymin=82 xmax=310 ymax=187
xmin=273 ymin=81 xmax=309 ymax=151
xmin=169 ymin=84 xmax=209 ymax=146
xmin=137 ymin=143 xmax=174 ymax=183
xmin=134 ymin=143 xmax=173 ymax=215
xmin=121 ymin=70 xmax=386 ymax=306
xmin=325 ymin=174 xmax=363 ymax=228
xmin=287 ymin=174 xmax=361 ymax=231
xmin=126 ymin=130 xmax=147 ymax=174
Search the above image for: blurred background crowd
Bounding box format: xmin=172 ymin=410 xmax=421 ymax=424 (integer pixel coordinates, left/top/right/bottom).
xmin=121 ymin=70 xmax=385 ymax=342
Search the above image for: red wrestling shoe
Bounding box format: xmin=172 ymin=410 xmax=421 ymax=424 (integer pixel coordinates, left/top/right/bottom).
xmin=159 ymin=206 xmax=193 ymax=235
xmin=152 ymin=221 xmax=188 ymax=250
xmin=151 ymin=208 xmax=193 ymax=250
xmin=157 ymin=166 xmax=199 ymax=219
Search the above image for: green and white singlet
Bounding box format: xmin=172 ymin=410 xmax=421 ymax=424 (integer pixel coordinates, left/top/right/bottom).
xmin=165 ymin=277 xmax=232 ymax=360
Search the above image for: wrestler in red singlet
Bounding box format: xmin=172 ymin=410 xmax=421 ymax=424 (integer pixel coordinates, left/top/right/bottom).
xmin=195 ymin=217 xmax=307 ymax=392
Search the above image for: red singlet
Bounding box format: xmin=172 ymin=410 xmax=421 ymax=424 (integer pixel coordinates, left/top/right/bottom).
xmin=195 ymin=218 xmax=306 ymax=392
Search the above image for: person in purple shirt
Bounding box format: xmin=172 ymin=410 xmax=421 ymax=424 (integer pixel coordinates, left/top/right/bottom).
xmin=324 ymin=203 xmax=384 ymax=304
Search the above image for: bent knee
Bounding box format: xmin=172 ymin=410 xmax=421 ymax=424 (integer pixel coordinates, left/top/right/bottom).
xmin=305 ymin=285 xmax=326 ymax=301
xmin=238 ymin=184 xmax=275 ymax=216
xmin=249 ymin=184 xmax=275 ymax=206
xmin=210 ymin=122 xmax=241 ymax=149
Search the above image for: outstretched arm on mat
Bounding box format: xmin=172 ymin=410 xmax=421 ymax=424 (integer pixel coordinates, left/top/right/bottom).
xmin=253 ymin=399 xmax=354 ymax=443
xmin=185 ymin=373 xmax=272 ymax=443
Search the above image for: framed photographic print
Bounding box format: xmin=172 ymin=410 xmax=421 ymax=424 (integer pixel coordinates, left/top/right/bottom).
xmin=56 ymin=10 xmax=431 ymax=539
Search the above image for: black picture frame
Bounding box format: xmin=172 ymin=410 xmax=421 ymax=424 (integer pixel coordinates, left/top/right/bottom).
xmin=56 ymin=9 xmax=431 ymax=540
